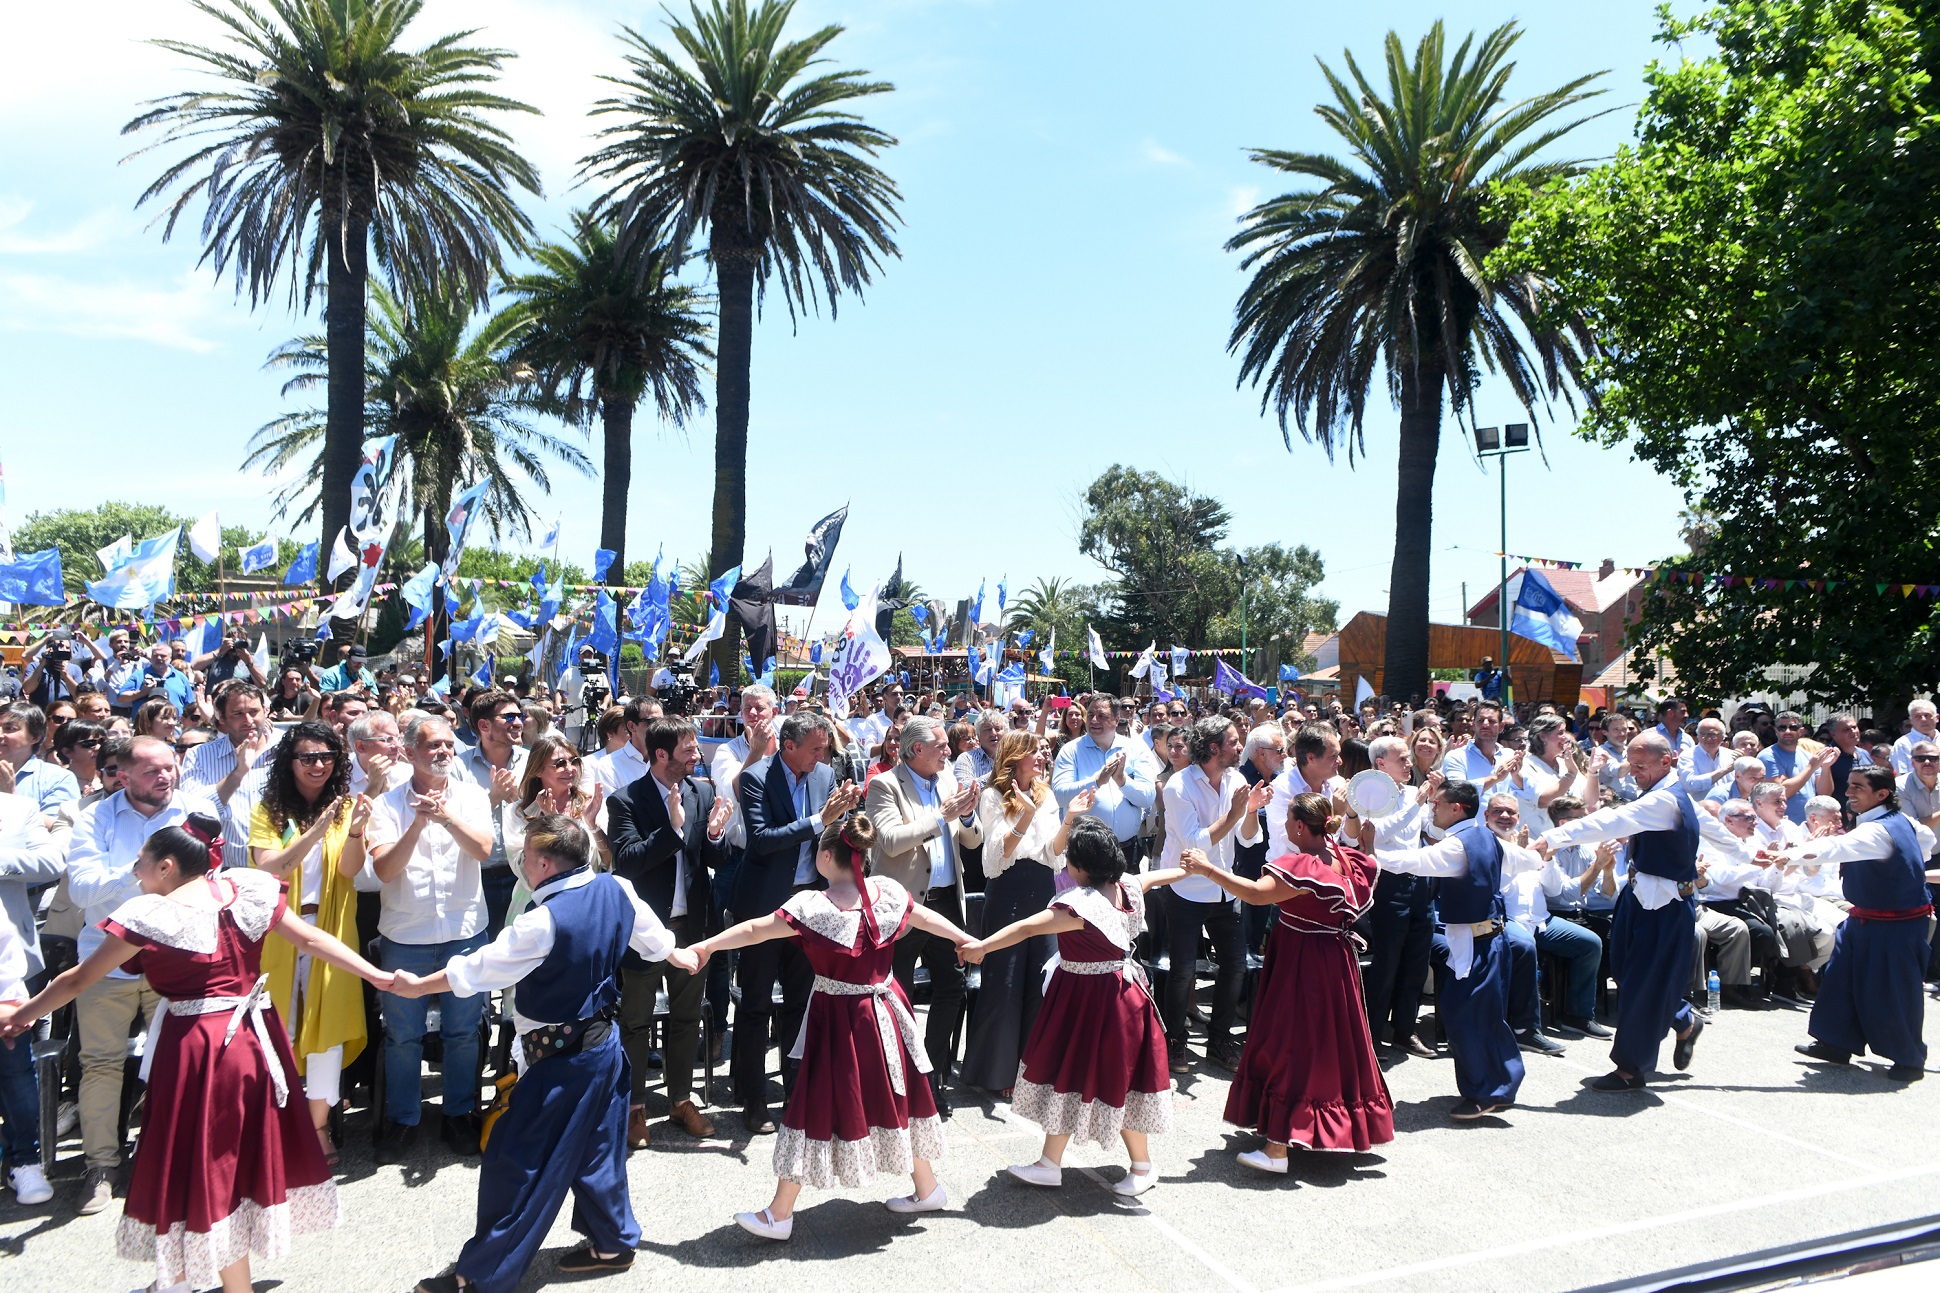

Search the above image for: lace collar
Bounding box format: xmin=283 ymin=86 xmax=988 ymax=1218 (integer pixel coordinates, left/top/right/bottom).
xmin=1054 ymin=879 xmax=1143 ymax=952
xmin=109 ymin=868 xmax=282 ymax=953
xmin=785 ymin=877 xmax=911 ymax=947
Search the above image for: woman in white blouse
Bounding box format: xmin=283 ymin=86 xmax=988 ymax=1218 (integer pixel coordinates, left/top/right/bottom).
xmin=504 ymin=733 xmax=610 ymax=918
xmin=1511 ymin=715 xmax=1587 ymax=835
xmin=959 ymin=731 xmax=1094 ymax=1093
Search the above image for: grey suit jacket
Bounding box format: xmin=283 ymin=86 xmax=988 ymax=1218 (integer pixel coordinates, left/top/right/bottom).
xmin=864 ymin=761 xmax=983 ymax=908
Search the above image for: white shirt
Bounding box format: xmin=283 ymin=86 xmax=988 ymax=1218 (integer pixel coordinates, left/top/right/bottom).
xmin=1891 ymin=730 xmax=1937 ymax=776
xmin=649 ymin=770 xmax=694 ymax=918
xmin=1542 ymin=777 xmax=1742 ymax=911
xmin=709 ymin=734 xmax=753 ymax=849
xmin=1509 ymin=754 xmax=1567 ymax=835
xmin=179 ymin=733 xmax=275 ymax=854
xmin=1364 ymin=791 xmax=1431 ymax=852
xmin=849 ymin=711 xmax=891 ymax=755
xmin=443 ymin=867 xmax=674 ymax=1036
xmin=1768 ymin=805 xmax=1938 ymax=870
xmin=1504 ymin=853 xmax=1574 ymax=929
xmin=592 ymin=742 xmax=651 ymax=796
xmin=1374 ymin=817 xmax=1542 ymax=978
xmin=350 ymin=760 xmax=407 ymax=799
xmin=365 ymin=777 xmax=494 ymax=944
xmin=1162 ymin=763 xmax=1253 ymax=903
xmin=1266 ymin=764 xmax=1347 ymax=861
xmin=66 ymin=790 xmax=220 ymax=972
xmin=976 ymin=786 xmax=1065 ymax=881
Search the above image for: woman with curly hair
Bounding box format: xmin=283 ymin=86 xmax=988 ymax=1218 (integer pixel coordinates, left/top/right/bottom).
xmin=677 ymin=812 xmax=976 ymax=1240
xmin=247 ymin=720 xmax=373 ymax=1166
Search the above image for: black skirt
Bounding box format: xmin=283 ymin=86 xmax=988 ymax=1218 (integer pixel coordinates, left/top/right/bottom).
xmin=960 ymin=858 xmax=1057 ymax=1090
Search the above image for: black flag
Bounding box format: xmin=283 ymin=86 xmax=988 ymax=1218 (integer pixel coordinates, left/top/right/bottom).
xmin=728 ymin=553 xmax=778 ymax=680
xmin=772 ymin=505 xmax=849 ymax=606
xmin=876 ymin=553 xmax=906 ymax=641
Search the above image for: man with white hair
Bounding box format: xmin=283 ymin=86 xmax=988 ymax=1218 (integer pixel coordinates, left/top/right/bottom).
xmin=365 ymin=714 xmax=495 ymax=1161
xmin=1538 ymin=730 xmax=1717 ymax=1091
xmin=1691 ymin=800 xmax=1760 ymax=1008
xmin=1351 ymin=737 xmax=1438 ymax=1057
xmin=954 ymin=710 xmax=1004 ymax=789
xmin=1678 ymin=717 xmax=1732 ymax=795
xmin=1890 ymin=699 xmax=1940 ymax=775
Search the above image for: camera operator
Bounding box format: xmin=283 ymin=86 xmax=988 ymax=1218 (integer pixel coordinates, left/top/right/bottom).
xmin=112 ymin=642 xmax=195 ymax=717
xmin=267 ymin=664 xmax=320 ymax=720
xmin=194 ymin=630 xmax=268 ymax=690
xmin=21 ymin=628 xmax=116 ymax=709
xmin=555 ymin=645 xmax=615 ymax=753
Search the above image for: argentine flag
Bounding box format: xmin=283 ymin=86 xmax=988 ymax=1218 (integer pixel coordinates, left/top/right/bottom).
xmin=1506 ymin=568 xmax=1583 ymax=661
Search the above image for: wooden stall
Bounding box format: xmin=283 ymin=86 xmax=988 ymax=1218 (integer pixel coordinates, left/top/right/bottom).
xmin=1336 ymin=611 xmax=1582 ymax=708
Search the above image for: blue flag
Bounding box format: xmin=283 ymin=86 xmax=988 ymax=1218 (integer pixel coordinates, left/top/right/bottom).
xmin=709 ymin=564 xmax=742 ymax=609
xmin=709 ymin=660 xmax=720 ymax=687
xmin=910 ymin=603 xmax=928 ymax=626
xmin=809 ymin=639 xmax=824 ymax=665
xmin=586 ymin=589 xmax=618 ymax=658
xmin=995 ymin=660 xmax=1026 ymax=685
xmin=997 ymin=578 xmax=1007 ymax=613
xmin=1279 ymin=663 xmax=1300 ymax=682
xmin=1508 ymin=568 xmax=1584 ymax=661
xmin=239 ymin=538 xmax=277 ymax=575
xmin=970 ymin=580 xmax=985 ymax=625
xmin=531 ymin=564 xmax=548 ymax=595
xmin=1016 ymin=628 xmax=1033 ymax=648
xmin=471 ymin=654 xmax=493 ymax=687
xmin=0 ymin=548 xmax=66 ymax=606
xmin=555 ymin=628 xmax=580 ymax=682
xmin=281 ymin=541 xmax=318 ymax=586
xmin=592 ymin=548 xmax=617 ymax=582
xmin=839 ymin=567 xmax=858 ymax=611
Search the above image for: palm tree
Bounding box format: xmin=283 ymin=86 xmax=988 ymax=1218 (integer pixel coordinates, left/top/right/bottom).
xmin=125 ymin=0 xmax=542 ymax=582
xmin=582 ymin=0 xmax=901 ymax=674
xmin=243 ymin=282 xmax=593 ymax=673
xmin=500 ymin=214 xmax=712 ymax=583
xmin=1226 ymin=22 xmax=1603 ymax=700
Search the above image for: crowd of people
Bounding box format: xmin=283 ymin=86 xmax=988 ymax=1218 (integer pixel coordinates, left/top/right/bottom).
xmin=0 ymin=629 xmax=1935 ymax=1292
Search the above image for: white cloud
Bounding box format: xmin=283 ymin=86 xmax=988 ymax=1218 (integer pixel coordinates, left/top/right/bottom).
xmin=1228 ymin=184 xmax=1262 ymax=216
xmin=0 ymin=270 xmax=233 ymax=352
xmin=1141 ymin=140 xmax=1189 ymax=168
xmin=0 ymin=198 xmax=121 ymax=254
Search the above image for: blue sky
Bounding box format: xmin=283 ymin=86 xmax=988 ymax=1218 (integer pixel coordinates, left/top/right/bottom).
xmin=0 ymin=0 xmax=1688 ymax=641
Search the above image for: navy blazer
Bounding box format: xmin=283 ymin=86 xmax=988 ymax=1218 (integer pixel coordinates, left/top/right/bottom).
xmin=735 ymin=755 xmax=835 ymax=916
xmin=606 ymin=772 xmax=725 ymax=957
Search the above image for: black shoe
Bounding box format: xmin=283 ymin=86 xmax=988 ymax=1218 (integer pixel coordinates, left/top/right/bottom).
xmin=1449 ymin=1099 xmax=1490 ymax=1121
xmin=743 ymin=1108 xmax=776 ymax=1136
xmin=1517 ymin=1029 xmax=1566 ymax=1057
xmin=441 ymin=1113 xmax=481 ymax=1157
xmin=1721 ymin=984 xmax=1761 ymax=1009
xmin=1794 ymin=1041 xmax=1851 ymax=1065
xmin=1673 ymin=1016 xmax=1703 ymax=1071
xmin=1167 ymin=1043 xmax=1191 ymax=1074
xmin=928 ymin=1076 xmax=954 ymax=1119
xmin=1210 ymin=1043 xmax=1244 ymax=1073
xmin=376 ymin=1121 xmax=419 ymax=1165
xmin=558 ymin=1242 xmax=636 ymax=1272
xmin=1400 ymin=1033 xmax=1437 ymax=1058
xmin=1590 ymin=1071 xmax=1647 ymax=1092
xmin=1887 ymin=1064 xmax=1925 ymax=1082
xmin=1562 ymin=1016 xmax=1614 ymax=1039
xmin=415 ymin=1275 xmax=462 ymax=1293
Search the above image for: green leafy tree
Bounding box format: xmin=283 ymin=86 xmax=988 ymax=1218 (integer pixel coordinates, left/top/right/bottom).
xmin=9 ymin=504 xmax=302 ymax=606
xmin=1497 ymin=1 xmax=1940 ymax=716
xmin=244 ymin=283 xmax=592 ymax=674
xmin=1077 ymin=466 xmax=1236 ymax=648
xmin=1226 ymin=21 xmax=1603 ymax=700
xmin=501 ymin=213 xmax=712 ymax=581
xmin=1004 ymin=577 xmax=1108 ymax=693
xmin=1213 ymin=544 xmax=1339 ymax=679
xmin=125 ymin=0 xmax=541 ymax=569
xmin=583 ymin=0 xmax=901 ymax=677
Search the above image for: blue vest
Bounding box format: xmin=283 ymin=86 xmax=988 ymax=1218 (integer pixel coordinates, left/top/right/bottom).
xmin=516 ymin=871 xmax=634 ymax=1025
xmin=1436 ymin=821 xmax=1505 ymax=925
xmin=1842 ymin=813 xmax=1932 ymax=911
xmin=1630 ymin=784 xmax=1699 ymax=883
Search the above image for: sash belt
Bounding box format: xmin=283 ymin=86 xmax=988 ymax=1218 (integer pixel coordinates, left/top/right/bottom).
xmin=139 ymin=974 xmax=288 ymax=1107
xmin=1847 ymin=903 xmax=1934 ymax=923
xmin=789 ymin=975 xmax=929 ymax=1096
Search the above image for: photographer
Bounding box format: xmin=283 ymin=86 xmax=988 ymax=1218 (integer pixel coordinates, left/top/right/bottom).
xmin=21 ymin=628 xmax=116 ymax=709
xmin=112 ymin=642 xmax=195 ymax=718
xmin=556 ymin=645 xmax=615 ymax=753
xmin=267 ymin=665 xmax=320 ymax=720
xmin=194 ymin=630 xmax=267 ymax=690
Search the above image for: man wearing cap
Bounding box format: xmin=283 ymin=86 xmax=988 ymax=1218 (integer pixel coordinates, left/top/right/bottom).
xmin=320 ymin=643 xmax=377 ymax=694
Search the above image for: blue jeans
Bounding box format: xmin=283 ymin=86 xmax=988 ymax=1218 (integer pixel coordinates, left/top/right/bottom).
xmin=379 ymin=932 xmax=488 ymax=1125
xmin=0 ymin=1017 xmax=39 ymax=1171
xmin=1502 ymin=919 xmax=1540 ymax=1033
xmin=1535 ymin=917 xmax=1603 ymax=1023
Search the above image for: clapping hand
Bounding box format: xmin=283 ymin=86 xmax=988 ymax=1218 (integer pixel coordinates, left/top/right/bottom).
xmin=347 ymin=793 xmax=373 ymax=836
xmin=585 ymin=783 xmax=608 ymax=828
xmin=1355 ymin=818 xmax=1376 ymax=852
xmin=0 ymin=759 xmax=15 ymax=797
xmin=1067 ymin=786 xmax=1097 ymax=818
xmin=488 ymin=765 xmax=519 ymax=805
xmin=1516 ymin=824 xmax=1531 ymax=849
xmin=1245 ymin=780 xmax=1273 ymax=814
xmin=411 ymin=789 xmax=450 ymax=824
xmin=1415 ymin=771 xmax=1445 ymax=804
xmin=820 ymin=780 xmax=864 ymax=825
xmin=943 ymin=779 xmax=980 ymax=819
xmin=705 ymin=791 xmax=733 ymax=837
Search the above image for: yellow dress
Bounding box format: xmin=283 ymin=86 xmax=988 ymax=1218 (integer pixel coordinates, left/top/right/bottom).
xmin=248 ymin=801 xmax=366 ymax=1073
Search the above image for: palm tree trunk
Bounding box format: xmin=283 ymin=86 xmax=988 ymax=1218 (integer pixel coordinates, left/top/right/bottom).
xmin=322 ymin=214 xmax=370 ymax=621
xmin=709 ymin=248 xmax=756 ymax=684
xmin=425 ymin=510 xmax=450 ymax=683
xmin=1382 ymin=358 xmax=1446 ymax=703
xmin=600 ymin=397 xmax=634 ymax=581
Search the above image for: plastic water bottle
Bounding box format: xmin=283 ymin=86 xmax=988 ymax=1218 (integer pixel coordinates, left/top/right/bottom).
xmin=1706 ymin=969 xmax=1721 ymax=1015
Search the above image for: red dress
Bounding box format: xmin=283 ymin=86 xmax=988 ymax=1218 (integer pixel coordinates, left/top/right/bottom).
xmin=1011 ymin=879 xmax=1174 ymax=1145
xmin=773 ymin=878 xmax=946 ymax=1187
xmin=1224 ymin=847 xmax=1395 ymax=1152
xmin=100 ymin=869 xmax=339 ymax=1287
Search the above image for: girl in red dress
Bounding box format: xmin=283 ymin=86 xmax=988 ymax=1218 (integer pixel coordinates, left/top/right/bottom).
xmin=964 ymin=818 xmax=1186 ymax=1196
xmin=676 ymin=812 xmax=976 ymax=1241
xmin=0 ymin=814 xmax=391 ymax=1293
xmin=1180 ymin=791 xmax=1394 ymax=1171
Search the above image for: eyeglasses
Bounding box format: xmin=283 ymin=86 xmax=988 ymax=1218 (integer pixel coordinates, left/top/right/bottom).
xmin=292 ymin=751 xmax=339 ymax=766
xmin=492 ymin=711 xmax=525 ymax=725
xmin=1914 ymin=755 xmax=1940 ymax=764
xmin=73 ymin=737 xmax=104 ymax=749
xmin=548 ymin=756 xmax=582 ymax=770
xmin=1776 ymin=724 xmax=1804 ymax=732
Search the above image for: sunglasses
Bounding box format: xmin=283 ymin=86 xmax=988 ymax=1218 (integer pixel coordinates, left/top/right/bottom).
xmin=492 ymin=712 xmax=525 ymax=725
xmin=292 ymin=751 xmax=339 ymax=766
xmin=74 ymin=737 xmax=104 ymax=749
xmin=549 ymin=756 xmax=583 ymax=770
xmin=1914 ymin=755 xmax=1940 ymax=764
xmin=1777 ymin=724 xmax=1804 ymax=732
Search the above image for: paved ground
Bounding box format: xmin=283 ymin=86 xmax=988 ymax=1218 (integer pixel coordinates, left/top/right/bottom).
xmin=5 ymin=992 xmax=1940 ymax=1293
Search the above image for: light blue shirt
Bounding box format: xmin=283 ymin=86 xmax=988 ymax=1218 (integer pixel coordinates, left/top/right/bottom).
xmin=1051 ymin=733 xmax=1155 ymax=841
xmin=1654 ymin=723 xmax=1688 ymax=752
xmin=453 ymin=743 xmax=528 ymax=870
xmin=67 ymin=789 xmax=221 ymax=974
xmin=318 ymin=662 xmax=377 ymax=694
xmin=1441 ymin=742 xmax=1505 ymax=785
xmin=908 ymin=772 xmax=958 ymax=889
xmin=783 ymin=762 xmax=817 ymax=885
xmin=1759 ymin=744 xmax=1811 ymax=824
xmin=13 ymin=756 xmax=79 ymax=815
xmin=1678 ymin=742 xmax=1726 ymax=796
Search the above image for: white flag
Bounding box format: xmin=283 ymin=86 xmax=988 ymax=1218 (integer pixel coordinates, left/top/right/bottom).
xmin=537 ymin=517 xmax=561 ymax=550
xmin=682 ymin=610 xmax=726 ymax=663
xmin=827 ymin=589 xmax=892 ymax=720
xmin=187 ymin=512 xmax=221 ymax=564
xmin=252 ymin=634 xmax=270 ymax=681
xmin=1088 ymin=624 xmax=1107 ymax=669
xmin=326 ymin=527 xmax=357 ymax=582
xmin=1128 ymin=641 xmax=1157 ymax=679
xmin=96 ymin=533 xmax=132 ymax=575
xmin=1038 ymin=627 xmax=1055 ymax=677
xmin=1355 ymin=675 xmax=1376 ymax=706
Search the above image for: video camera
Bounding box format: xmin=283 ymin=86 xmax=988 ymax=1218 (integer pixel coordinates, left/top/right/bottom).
xmin=658 ymin=671 xmax=700 ymax=717
xmin=44 ymin=628 xmax=73 ymax=665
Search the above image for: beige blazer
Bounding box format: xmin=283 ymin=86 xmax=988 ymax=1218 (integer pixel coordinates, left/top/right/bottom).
xmin=865 ymin=761 xmax=984 ymax=908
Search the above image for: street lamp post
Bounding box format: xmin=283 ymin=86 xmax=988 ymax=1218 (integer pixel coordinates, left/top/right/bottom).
xmin=1475 ymin=423 xmax=1531 ymax=688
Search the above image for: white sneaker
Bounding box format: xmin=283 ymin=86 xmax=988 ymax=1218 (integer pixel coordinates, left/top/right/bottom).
xmin=9 ymin=1163 xmax=53 ymax=1205
xmin=885 ymin=1183 xmax=949 ymax=1214
xmin=1006 ymin=1159 xmax=1062 ymax=1187
xmin=734 ymin=1208 xmax=793 ymax=1241
xmin=1237 ymin=1149 xmax=1289 ymax=1175
xmin=56 ymin=1102 xmax=78 ymax=1138
xmin=1112 ymin=1163 xmax=1158 ymax=1197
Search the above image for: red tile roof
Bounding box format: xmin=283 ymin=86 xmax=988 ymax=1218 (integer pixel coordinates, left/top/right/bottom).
xmin=1466 ymin=566 xmax=1643 ymax=621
